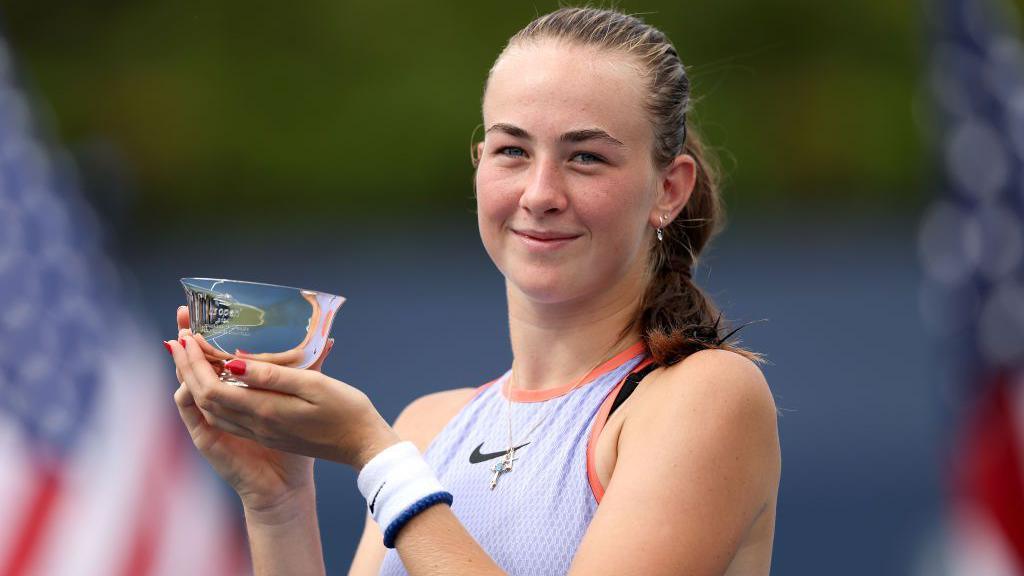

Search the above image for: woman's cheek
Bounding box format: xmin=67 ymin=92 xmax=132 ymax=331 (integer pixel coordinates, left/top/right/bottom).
xmin=475 ymin=171 xmax=512 ymax=272
xmin=476 ymin=167 xmax=519 ymax=227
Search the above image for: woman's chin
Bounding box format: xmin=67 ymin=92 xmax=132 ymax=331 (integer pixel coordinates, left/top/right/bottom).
xmin=506 ymin=274 xmax=587 ymax=306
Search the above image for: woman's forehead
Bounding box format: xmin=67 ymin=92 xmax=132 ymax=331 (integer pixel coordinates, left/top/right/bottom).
xmin=483 ymin=42 xmax=650 ymax=144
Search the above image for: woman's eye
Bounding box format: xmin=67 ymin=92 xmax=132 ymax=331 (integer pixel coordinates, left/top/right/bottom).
xmin=572 ymin=151 xmax=604 ymax=164
xmin=496 ymin=146 xmax=526 ymax=158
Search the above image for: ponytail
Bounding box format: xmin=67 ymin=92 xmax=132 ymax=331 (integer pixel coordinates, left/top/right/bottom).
xmin=631 ymin=127 xmax=765 ymax=366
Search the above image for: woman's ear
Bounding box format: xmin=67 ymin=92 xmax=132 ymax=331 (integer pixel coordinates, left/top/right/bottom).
xmin=650 ymin=154 xmax=696 ymax=226
xmin=472 ymin=142 xmax=484 ymax=167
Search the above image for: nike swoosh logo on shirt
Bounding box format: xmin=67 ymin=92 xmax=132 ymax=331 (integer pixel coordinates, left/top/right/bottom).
xmin=469 ymin=442 xmax=531 ymax=464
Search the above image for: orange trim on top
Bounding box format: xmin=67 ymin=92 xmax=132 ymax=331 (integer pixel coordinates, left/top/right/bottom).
xmin=500 ymin=341 xmax=648 ymax=403
xmin=587 ymin=356 xmax=655 ymax=504
xmin=469 ymin=377 xmax=501 ymax=406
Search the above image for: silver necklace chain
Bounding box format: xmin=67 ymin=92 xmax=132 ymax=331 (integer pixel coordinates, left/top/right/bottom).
xmin=489 ymin=337 xmax=635 ymax=490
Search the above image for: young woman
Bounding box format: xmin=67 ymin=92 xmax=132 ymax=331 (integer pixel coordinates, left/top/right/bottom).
xmin=165 ymin=7 xmax=780 ymax=575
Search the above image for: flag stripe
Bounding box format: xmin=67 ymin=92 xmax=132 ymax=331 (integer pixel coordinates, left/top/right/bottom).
xmin=1 ymin=466 xmax=61 ymax=576
xmin=119 ymin=424 xmax=187 ymax=576
xmin=957 ymin=372 xmax=1024 ymax=571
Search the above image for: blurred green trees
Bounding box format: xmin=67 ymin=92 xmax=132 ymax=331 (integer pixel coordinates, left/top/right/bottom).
xmin=0 ymin=1 xmax=924 ymax=224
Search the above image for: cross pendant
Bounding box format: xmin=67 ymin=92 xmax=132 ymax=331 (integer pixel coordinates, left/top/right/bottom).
xmin=489 ymin=447 xmax=519 ymax=490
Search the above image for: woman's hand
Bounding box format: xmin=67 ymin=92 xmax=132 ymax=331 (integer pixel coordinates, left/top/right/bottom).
xmin=168 ymin=306 xmax=335 ymax=515
xmin=169 ymin=322 xmax=400 ymax=472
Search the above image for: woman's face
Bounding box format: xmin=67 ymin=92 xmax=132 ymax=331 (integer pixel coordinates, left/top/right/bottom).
xmin=475 ymin=41 xmax=664 ymax=305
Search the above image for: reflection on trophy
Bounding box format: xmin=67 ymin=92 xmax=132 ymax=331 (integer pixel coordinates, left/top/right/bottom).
xmin=181 ymin=278 xmax=345 ymax=383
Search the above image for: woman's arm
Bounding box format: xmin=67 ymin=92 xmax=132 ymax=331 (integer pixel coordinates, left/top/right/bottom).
xmin=567 ymin=349 xmax=781 ymax=575
xmin=349 ymin=388 xmax=478 ymax=576
xmin=168 ymin=306 xmax=331 ymax=576
xmin=244 ymin=486 xmax=326 ymax=576
xmin=348 ymin=511 xmax=386 ymax=576
xmin=170 ymin=342 xmax=328 ymax=576
xmin=388 ymin=504 xmax=505 ymax=575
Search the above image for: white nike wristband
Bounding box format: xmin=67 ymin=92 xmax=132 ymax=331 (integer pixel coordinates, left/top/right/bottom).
xmin=356 ymin=440 xmax=453 ymax=548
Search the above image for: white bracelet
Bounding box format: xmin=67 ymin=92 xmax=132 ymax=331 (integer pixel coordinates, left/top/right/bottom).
xmin=356 ymin=441 xmax=452 ymax=548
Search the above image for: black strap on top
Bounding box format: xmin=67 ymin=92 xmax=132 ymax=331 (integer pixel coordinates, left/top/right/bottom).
xmin=608 ymin=362 xmax=659 ymax=418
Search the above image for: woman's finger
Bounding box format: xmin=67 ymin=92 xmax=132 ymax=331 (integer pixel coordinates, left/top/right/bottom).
xmin=222 ymin=357 xmax=322 ymax=399
xmin=177 ymin=328 xmax=232 ymax=365
xmin=174 ymin=382 xmax=196 ymax=408
xmin=180 ymin=333 xmax=224 ymax=391
xmin=167 ymin=339 xmax=197 ymax=394
xmin=177 ymin=305 xmax=189 ymax=331
xmin=179 ymin=333 xmax=279 ymax=421
xmin=203 ymin=410 xmax=259 ymax=440
xmin=174 ymin=383 xmax=204 ymax=431
xmin=172 ymin=336 xmax=228 ymax=381
xmin=191 ymin=332 xmax=233 ymax=363
xmin=174 ymin=382 xmax=266 ymax=448
xmin=176 ymin=333 xmax=228 ymax=397
xmin=169 ymin=337 xmax=228 ymax=421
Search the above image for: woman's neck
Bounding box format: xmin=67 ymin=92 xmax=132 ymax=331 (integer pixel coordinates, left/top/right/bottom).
xmin=506 ymin=271 xmax=646 ymax=392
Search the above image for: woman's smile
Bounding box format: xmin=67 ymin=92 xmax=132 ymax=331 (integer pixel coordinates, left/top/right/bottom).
xmin=511 ymin=227 xmax=583 ymax=251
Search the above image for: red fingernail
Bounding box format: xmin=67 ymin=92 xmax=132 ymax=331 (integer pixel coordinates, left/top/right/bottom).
xmin=163 ymin=341 xmax=173 ymax=355
xmin=179 ymin=338 xmax=187 ymax=349
xmin=225 ymin=359 xmax=246 ymax=376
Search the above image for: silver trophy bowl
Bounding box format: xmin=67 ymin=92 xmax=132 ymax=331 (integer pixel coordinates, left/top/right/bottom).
xmin=181 ymin=277 xmax=345 ymax=382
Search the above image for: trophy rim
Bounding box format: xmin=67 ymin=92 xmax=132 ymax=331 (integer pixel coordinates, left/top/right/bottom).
xmin=180 ymin=277 xmax=344 ymax=301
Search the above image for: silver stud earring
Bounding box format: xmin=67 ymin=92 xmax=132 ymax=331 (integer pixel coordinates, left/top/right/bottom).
xmin=656 ymin=213 xmax=668 ymax=242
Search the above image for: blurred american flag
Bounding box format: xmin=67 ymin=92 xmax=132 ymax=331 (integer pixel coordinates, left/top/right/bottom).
xmin=0 ymin=31 xmax=248 ymax=576
xmin=919 ymin=0 xmax=1024 ymax=572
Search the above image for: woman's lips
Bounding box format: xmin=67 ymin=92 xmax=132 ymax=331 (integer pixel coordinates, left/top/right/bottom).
xmin=512 ymin=229 xmax=581 ymax=250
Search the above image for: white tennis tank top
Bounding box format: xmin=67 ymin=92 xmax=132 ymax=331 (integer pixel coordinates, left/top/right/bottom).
xmin=378 ymin=342 xmax=651 ymax=575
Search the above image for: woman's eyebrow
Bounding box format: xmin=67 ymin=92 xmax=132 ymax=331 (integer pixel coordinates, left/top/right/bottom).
xmin=485 ymin=124 xmax=625 ymax=147
xmin=486 ymin=123 xmax=530 ymax=138
xmin=559 ymin=129 xmax=625 ymax=147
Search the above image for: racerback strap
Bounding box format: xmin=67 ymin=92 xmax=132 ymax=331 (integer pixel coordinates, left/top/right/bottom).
xmin=608 ymin=362 xmax=659 ymax=418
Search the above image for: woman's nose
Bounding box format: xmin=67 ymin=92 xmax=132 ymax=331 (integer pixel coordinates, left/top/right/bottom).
xmin=518 ymin=159 xmax=568 ymax=215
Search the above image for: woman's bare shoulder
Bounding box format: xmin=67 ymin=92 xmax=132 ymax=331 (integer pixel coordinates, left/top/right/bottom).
xmin=575 ymin=349 xmax=778 ymax=575
xmin=647 ymin=348 xmax=773 ymax=410
xmin=391 ymin=386 xmax=480 ymax=452
xmin=625 ymin=347 xmax=778 ymax=457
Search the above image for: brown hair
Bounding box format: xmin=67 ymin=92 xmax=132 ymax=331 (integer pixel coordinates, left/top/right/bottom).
xmin=483 ymin=7 xmax=764 ymax=367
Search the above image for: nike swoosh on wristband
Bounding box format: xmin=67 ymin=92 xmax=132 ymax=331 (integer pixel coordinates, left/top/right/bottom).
xmin=468 ymin=441 xmax=531 ymax=464
xmin=369 ymin=482 xmax=385 ymax=514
